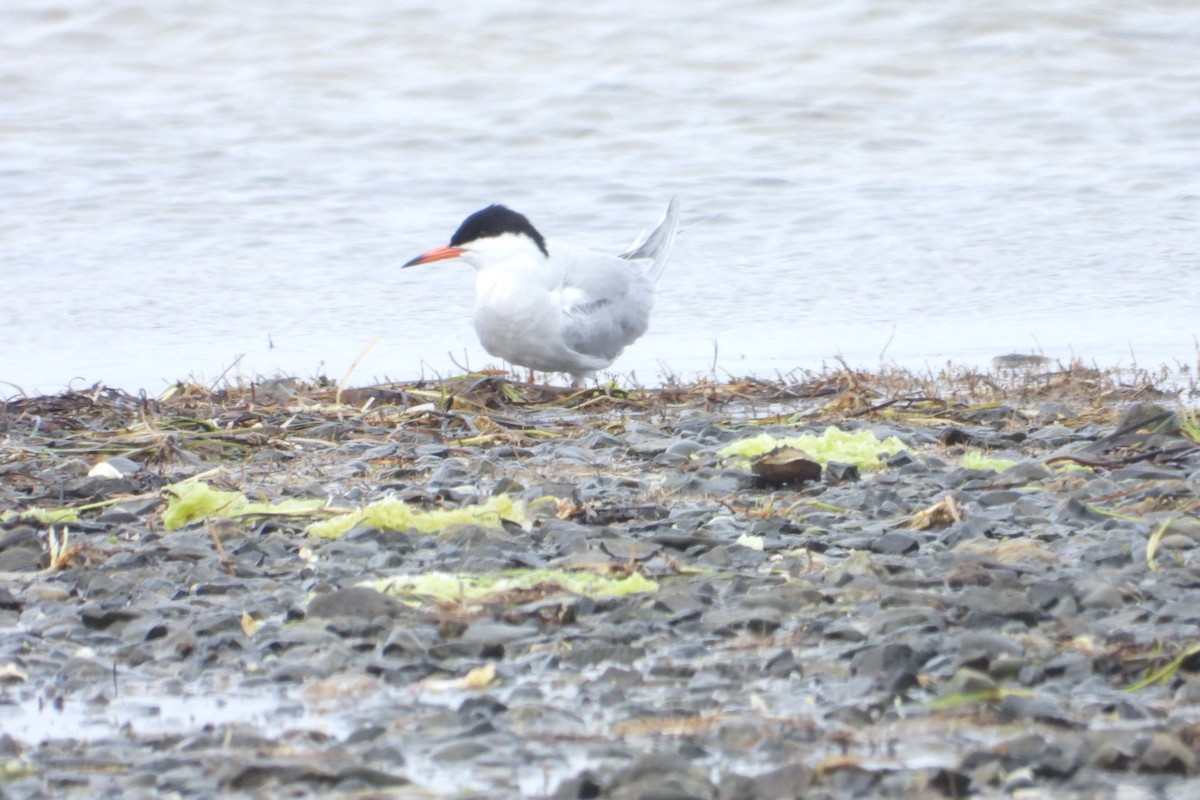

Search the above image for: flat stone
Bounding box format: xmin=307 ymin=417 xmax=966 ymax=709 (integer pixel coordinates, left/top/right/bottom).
xmin=307 ymin=588 xmax=402 ymax=620
xmin=870 ymin=531 xmax=919 ymax=555
xmin=977 ymin=490 xmax=1023 ymax=507
xmin=869 ymin=606 xmax=945 ymax=635
xmin=1078 ymin=584 xmax=1124 ymax=610
xmin=956 ymin=587 xmax=1040 ymax=624
xmin=1002 ymin=462 xmax=1052 ymax=482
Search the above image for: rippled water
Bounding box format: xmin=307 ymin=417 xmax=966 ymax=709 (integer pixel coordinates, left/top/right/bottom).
xmin=4 ymin=1 xmax=1198 ymax=394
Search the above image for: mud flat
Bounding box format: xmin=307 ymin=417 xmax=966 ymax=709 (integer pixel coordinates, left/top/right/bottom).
xmin=3 ymin=364 xmax=1200 ymax=799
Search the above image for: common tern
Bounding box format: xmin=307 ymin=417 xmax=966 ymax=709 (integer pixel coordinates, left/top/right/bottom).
xmin=404 ymin=197 xmax=679 ymax=385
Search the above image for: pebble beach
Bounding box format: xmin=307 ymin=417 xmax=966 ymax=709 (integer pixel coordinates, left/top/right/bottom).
xmin=3 ymin=364 xmax=1200 ymax=799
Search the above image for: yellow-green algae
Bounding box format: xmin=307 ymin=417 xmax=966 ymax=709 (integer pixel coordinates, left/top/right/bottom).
xmin=162 ymin=480 xmax=325 ymax=531
xmin=717 ymin=426 xmax=907 ymax=470
xmin=365 ymin=568 xmax=656 ymax=604
xmin=306 ymin=495 xmax=529 ymax=540
xmin=0 ymin=507 xmax=79 ymax=525
xmin=960 ymin=451 xmax=1019 ymax=473
xmin=1180 ymin=407 xmax=1200 ymax=444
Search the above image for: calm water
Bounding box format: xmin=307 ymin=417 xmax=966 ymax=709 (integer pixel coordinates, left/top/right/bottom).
xmin=4 ymin=1 xmax=1199 ymax=395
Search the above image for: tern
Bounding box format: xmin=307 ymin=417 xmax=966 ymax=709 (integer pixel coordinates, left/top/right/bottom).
xmin=404 ymin=197 xmax=679 ymax=385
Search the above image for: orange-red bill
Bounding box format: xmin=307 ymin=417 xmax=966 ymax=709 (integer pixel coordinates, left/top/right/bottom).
xmin=403 ymin=245 xmax=466 ymax=268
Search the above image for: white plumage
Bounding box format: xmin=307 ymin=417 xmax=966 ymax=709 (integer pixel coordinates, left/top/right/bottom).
xmin=404 ymin=198 xmax=679 ymax=384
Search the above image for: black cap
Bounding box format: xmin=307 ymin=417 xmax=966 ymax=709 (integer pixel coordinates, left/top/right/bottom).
xmin=449 ymin=205 xmax=548 ymax=257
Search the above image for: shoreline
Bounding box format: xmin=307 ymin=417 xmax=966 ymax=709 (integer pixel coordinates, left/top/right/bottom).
xmin=6 ymin=346 xmax=1199 ymax=404
xmin=3 ymin=366 xmax=1200 ymax=798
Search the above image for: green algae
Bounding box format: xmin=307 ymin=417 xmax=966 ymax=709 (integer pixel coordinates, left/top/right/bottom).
xmin=718 ymin=426 xmax=907 ymax=470
xmin=0 ymin=507 xmax=79 ymax=525
xmin=305 ymin=494 xmax=529 ymax=540
xmin=162 ymin=480 xmax=325 ymax=531
xmin=961 ymin=451 xmax=1019 ymax=473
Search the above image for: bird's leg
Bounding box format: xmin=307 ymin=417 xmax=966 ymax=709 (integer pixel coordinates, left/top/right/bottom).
xmin=526 ymin=368 xmax=536 ymax=384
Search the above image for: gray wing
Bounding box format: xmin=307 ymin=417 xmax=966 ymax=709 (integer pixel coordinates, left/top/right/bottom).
xmin=555 ymin=199 xmax=678 ymax=361
xmin=557 ymin=251 xmax=656 ymax=362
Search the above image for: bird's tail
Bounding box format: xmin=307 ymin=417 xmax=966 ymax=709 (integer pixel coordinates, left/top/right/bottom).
xmin=620 ymin=196 xmax=679 ymax=283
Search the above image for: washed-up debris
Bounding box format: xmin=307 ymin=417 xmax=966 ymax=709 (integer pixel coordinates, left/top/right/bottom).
xmin=749 ymin=445 xmax=821 ymax=484
xmin=909 ymin=494 xmax=964 ymax=530
xmin=365 ymin=568 xmax=656 ymax=606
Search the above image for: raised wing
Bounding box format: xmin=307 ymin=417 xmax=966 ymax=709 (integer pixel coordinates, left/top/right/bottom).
xmin=619 ymin=196 xmax=679 ymax=283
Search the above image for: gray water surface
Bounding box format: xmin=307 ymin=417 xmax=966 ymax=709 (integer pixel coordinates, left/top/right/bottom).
xmin=4 ymin=1 xmax=1198 ymax=394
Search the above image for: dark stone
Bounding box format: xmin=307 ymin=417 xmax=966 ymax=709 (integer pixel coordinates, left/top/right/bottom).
xmin=459 ymin=694 xmax=508 ymax=722
xmin=940 ymin=427 xmax=972 ymax=446
xmin=928 ymin=768 xmax=971 ymax=799
xmin=0 ymin=588 xmax=23 ymax=611
xmin=870 ymin=531 xmax=919 ymax=555
xmin=938 ymin=520 xmax=988 ymax=548
xmin=555 ymin=770 xmax=603 ymax=799
xmin=825 ymin=462 xmax=860 ymax=483
xmin=79 ymin=604 xmax=141 ymax=631
xmin=851 ymin=643 xmax=927 ymax=693
xmin=764 ymin=649 xmax=800 ymax=679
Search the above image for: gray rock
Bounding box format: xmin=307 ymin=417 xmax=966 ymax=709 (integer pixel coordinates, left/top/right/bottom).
xmin=459 ymin=619 xmax=539 ymax=648
xmin=977 ymin=490 xmax=1023 ymax=507
xmin=606 ymin=754 xmax=717 ymax=800
xmin=307 ymin=587 xmax=402 ymax=620
xmin=1139 ymin=732 xmax=1197 ymax=775
xmin=869 ymin=606 xmax=945 ymax=635
xmin=956 ymin=587 xmax=1040 ymax=624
